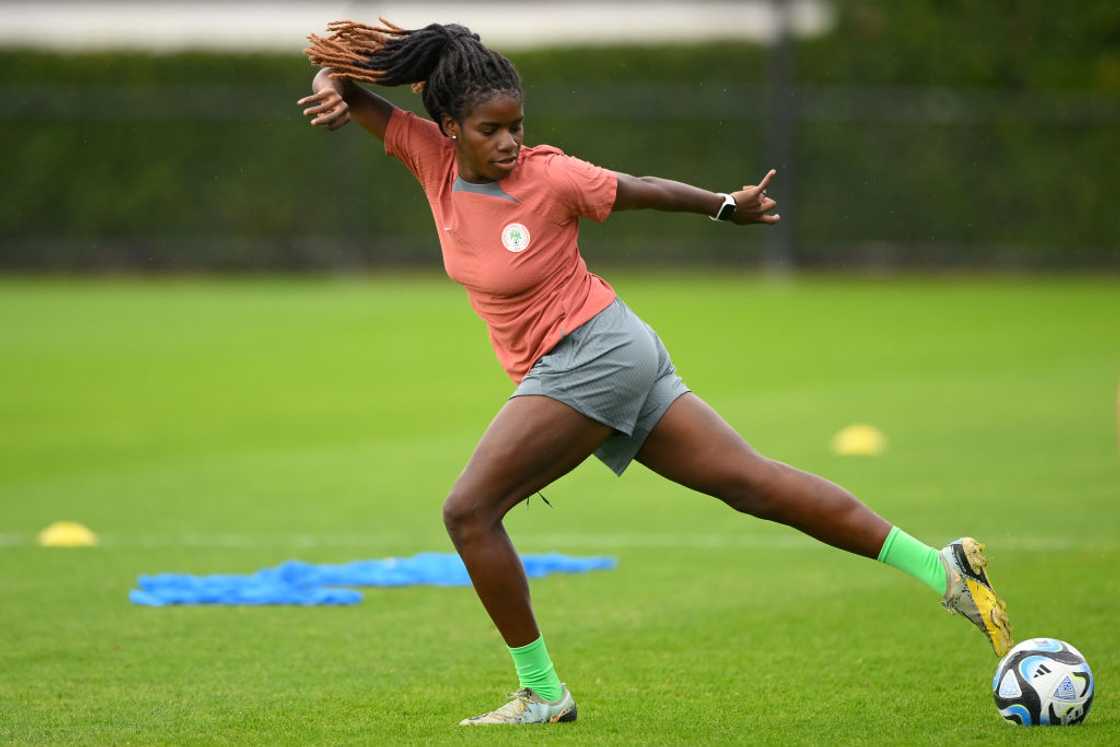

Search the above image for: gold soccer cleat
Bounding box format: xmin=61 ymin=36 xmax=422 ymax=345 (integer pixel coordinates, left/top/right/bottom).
xmin=940 ymin=537 xmax=1013 ymax=656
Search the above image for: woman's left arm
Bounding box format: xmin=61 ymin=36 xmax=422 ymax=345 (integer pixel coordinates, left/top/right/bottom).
xmin=612 ymin=169 xmax=780 ymax=226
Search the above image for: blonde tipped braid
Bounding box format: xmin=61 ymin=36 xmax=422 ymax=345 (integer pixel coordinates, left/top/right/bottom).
xmin=304 ymin=17 xmax=407 ymax=83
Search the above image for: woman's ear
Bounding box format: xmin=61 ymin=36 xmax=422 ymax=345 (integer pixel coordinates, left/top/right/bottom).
xmin=443 ymin=117 xmax=459 ymax=140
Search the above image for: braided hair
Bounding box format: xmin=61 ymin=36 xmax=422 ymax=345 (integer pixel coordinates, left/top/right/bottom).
xmin=305 ymin=18 xmax=522 ymax=135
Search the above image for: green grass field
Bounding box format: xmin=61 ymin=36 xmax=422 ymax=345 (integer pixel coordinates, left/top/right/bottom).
xmin=1 ymin=274 xmax=1117 ymax=745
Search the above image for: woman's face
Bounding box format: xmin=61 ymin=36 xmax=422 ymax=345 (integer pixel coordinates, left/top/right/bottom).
xmin=446 ymin=93 xmax=524 ymax=183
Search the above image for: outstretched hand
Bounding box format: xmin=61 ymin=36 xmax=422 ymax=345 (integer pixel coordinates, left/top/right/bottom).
xmin=730 ymin=169 xmax=780 ymax=225
xmin=298 ymin=85 xmax=351 ymax=130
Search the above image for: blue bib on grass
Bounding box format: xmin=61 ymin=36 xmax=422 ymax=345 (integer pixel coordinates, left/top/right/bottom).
xmin=129 ymin=553 xmax=616 ymax=606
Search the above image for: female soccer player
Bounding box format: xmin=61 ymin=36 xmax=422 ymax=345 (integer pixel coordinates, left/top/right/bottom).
xmin=298 ymin=19 xmax=1012 ymax=726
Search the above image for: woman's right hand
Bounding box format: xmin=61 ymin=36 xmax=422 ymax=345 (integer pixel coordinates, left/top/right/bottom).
xmin=298 ymin=75 xmax=351 ymax=130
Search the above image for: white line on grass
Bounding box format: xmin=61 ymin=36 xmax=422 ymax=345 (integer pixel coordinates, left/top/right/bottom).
xmin=0 ymin=534 xmax=25 ymax=547
xmin=1 ymin=532 xmax=1116 ymax=552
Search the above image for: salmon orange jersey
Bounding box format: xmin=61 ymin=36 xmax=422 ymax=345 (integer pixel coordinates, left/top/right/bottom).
xmin=384 ymin=108 xmax=618 ymax=382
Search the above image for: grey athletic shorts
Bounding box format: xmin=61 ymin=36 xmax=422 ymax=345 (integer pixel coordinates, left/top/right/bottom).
xmin=512 ymin=298 xmax=691 ymax=475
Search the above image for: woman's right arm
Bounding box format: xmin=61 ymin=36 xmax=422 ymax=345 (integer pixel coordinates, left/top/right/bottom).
xmin=297 ymin=68 xmax=397 ymax=141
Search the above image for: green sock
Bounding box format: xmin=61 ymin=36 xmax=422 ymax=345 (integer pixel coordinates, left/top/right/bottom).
xmin=508 ymin=635 xmax=563 ymax=702
xmin=877 ymin=526 xmax=947 ymax=595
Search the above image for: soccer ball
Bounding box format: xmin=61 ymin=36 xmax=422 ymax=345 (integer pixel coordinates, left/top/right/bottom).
xmin=992 ymin=637 xmax=1094 ymax=726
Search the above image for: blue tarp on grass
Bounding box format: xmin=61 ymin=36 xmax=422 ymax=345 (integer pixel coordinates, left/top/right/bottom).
xmin=129 ymin=552 xmax=617 ymax=606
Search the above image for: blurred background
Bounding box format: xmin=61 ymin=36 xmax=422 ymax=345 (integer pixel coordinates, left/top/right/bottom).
xmin=2 ymin=0 xmax=1117 ymax=272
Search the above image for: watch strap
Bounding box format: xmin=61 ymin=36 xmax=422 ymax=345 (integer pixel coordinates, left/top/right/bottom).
xmin=710 ymin=193 xmax=737 ymax=222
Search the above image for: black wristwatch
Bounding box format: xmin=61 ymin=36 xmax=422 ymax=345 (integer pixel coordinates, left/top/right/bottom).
xmin=710 ymin=193 xmax=737 ymax=222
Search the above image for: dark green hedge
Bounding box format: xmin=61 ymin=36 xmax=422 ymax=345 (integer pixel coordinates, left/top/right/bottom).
xmin=2 ymin=1 xmax=1118 ymax=269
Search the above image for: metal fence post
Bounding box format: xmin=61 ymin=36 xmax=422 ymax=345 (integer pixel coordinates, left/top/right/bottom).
xmin=765 ymin=0 xmax=797 ymax=273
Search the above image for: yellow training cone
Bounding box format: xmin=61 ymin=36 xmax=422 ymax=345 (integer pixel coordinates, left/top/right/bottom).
xmin=37 ymin=521 xmax=98 ymax=547
xmin=831 ymin=424 xmax=887 ymax=456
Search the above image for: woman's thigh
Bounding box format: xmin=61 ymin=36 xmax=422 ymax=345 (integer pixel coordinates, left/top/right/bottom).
xmin=448 ymin=394 xmax=614 ymax=520
xmin=635 ymin=392 xmax=769 ymax=500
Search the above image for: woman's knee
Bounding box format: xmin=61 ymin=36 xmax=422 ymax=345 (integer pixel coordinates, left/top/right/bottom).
xmin=722 ymin=456 xmax=786 ymax=519
xmin=441 ymin=490 xmax=474 ymax=539
xmin=442 ymin=486 xmax=498 ymax=544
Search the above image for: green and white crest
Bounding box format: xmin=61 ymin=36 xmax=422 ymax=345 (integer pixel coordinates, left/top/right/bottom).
xmin=501 ymin=222 xmax=531 ymax=253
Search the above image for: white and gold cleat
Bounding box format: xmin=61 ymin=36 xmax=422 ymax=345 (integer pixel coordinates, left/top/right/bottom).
xmin=940 ymin=537 xmax=1013 ymax=656
xmin=459 ymin=686 xmax=577 ymax=726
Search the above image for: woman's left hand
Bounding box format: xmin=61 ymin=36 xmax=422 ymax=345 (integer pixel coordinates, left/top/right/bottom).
xmin=730 ymin=169 xmax=780 ymax=225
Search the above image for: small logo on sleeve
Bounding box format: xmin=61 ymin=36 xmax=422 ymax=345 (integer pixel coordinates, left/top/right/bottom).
xmin=501 ymin=223 xmax=531 ymax=253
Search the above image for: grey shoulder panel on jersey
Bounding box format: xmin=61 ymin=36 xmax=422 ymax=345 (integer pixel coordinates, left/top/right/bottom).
xmin=453 ymin=176 xmax=519 ymax=203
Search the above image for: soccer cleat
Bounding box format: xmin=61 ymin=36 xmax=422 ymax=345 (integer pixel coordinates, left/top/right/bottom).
xmin=458 ymin=686 xmax=577 ymax=726
xmin=940 ymin=537 xmax=1013 ymax=656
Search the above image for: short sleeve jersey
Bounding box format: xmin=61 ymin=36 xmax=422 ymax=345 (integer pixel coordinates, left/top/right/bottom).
xmin=384 ymin=108 xmax=618 ymax=382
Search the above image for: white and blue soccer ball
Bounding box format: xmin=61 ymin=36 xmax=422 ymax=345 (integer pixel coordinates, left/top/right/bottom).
xmin=992 ymin=637 xmax=1094 ymax=726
